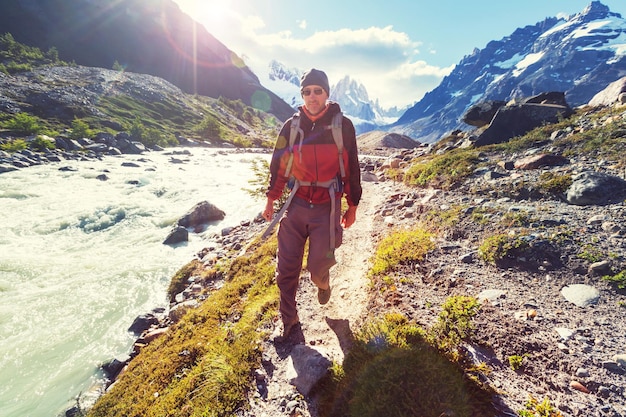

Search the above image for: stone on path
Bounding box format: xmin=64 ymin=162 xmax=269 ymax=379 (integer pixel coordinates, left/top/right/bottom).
xmin=286 ymin=345 xmax=332 ymax=396
xmin=560 ymin=284 xmax=600 ymax=307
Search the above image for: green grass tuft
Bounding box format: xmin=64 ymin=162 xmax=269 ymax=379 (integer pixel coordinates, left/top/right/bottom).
xmin=404 ymin=149 xmax=480 ymax=190
xmin=369 ymin=227 xmax=435 ymax=276
xmin=317 ymin=312 xmax=497 ymax=417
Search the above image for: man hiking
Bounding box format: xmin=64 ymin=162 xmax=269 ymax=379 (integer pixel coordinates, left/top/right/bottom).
xmin=262 ymin=68 xmax=362 ymax=343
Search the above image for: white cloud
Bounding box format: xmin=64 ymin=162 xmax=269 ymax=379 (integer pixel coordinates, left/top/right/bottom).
xmin=184 ymin=6 xmax=449 ymax=108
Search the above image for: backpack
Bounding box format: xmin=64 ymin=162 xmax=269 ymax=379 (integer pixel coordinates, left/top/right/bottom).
xmin=284 ymin=111 xmax=346 ymax=179
xmin=262 ymin=111 xmax=346 ymax=249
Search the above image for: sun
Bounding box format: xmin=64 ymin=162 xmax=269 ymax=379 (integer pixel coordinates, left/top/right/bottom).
xmin=174 ymin=0 xmax=234 ymax=31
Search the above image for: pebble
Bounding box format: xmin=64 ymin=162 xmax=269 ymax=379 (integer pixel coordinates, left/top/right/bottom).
xmin=613 ymin=354 xmax=626 ymax=367
xmin=555 ymin=327 xmax=575 ymax=341
xmin=477 ymin=289 xmax=506 ymax=302
xmin=569 ymin=380 xmax=590 ymax=393
xmin=560 ymin=284 xmax=600 ymax=307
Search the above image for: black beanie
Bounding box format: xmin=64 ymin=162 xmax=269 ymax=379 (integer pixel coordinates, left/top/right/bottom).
xmin=300 ymin=68 xmax=330 ymax=95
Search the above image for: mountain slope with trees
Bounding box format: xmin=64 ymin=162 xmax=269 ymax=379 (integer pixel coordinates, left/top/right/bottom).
xmin=0 ymin=0 xmax=294 ymax=121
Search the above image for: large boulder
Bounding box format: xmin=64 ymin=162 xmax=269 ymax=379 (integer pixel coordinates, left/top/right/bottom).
xmin=163 ymin=226 xmax=188 ymax=245
xmin=566 ymin=171 xmax=626 ymax=205
xmin=177 ymin=201 xmax=225 ymax=229
xmin=462 ymin=100 xmax=506 ymax=127
xmin=588 ymin=77 xmax=626 ymax=107
xmin=521 ymin=91 xmax=569 ymax=107
xmin=473 ymin=102 xmax=573 ymax=147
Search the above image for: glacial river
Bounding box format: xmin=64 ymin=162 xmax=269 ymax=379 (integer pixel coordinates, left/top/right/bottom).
xmin=0 ymin=148 xmax=267 ymax=417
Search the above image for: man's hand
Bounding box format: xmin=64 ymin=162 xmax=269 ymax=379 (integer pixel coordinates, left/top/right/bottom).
xmin=262 ymin=198 xmax=275 ymax=222
xmin=341 ymin=206 xmax=357 ymax=228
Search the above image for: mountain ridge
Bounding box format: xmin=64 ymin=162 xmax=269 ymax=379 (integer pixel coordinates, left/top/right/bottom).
xmin=0 ymin=0 xmax=295 ymax=121
xmin=389 ymin=1 xmax=626 ymax=143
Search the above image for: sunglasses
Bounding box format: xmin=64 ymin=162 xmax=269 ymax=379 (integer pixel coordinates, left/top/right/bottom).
xmin=301 ymin=88 xmax=325 ymax=96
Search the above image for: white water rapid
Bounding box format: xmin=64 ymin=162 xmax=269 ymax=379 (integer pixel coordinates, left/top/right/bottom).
xmin=0 ymin=148 xmax=267 ymax=417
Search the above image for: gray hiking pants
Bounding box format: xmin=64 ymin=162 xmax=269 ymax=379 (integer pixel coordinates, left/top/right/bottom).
xmin=276 ymin=197 xmax=343 ymax=326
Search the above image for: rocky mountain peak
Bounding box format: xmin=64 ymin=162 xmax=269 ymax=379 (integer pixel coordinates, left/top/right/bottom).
xmin=579 ymin=0 xmax=616 ymax=20
xmin=390 ymin=1 xmax=626 ymax=144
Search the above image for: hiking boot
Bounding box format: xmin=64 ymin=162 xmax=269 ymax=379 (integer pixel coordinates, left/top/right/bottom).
xmin=272 ymin=320 xmax=302 ymax=344
xmin=318 ymin=286 xmax=331 ymax=305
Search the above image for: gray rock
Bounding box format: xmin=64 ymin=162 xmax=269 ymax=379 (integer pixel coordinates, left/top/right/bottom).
xmin=477 ymin=289 xmax=506 ymax=302
xmin=177 ymin=201 xmax=226 ymax=229
xmin=163 ymin=225 xmax=189 ymax=245
xmin=286 ymin=345 xmax=332 ymax=395
xmin=588 ymin=260 xmax=612 ymax=277
xmin=566 ymin=171 xmax=626 ymax=205
xmin=0 ymin=163 xmax=18 ymax=173
xmin=560 ymin=284 xmax=600 ymax=307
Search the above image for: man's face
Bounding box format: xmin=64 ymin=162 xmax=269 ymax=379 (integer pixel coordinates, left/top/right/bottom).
xmin=301 ymin=85 xmax=328 ymax=115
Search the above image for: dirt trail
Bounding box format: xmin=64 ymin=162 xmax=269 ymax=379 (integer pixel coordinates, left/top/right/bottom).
xmin=296 ymin=180 xmax=387 ymax=359
xmin=250 ymin=180 xmax=392 ymax=416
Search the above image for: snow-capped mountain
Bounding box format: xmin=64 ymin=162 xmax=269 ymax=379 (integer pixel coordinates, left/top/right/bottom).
xmin=262 ymin=60 xmax=403 ymax=133
xmin=391 ymin=1 xmax=626 ymax=143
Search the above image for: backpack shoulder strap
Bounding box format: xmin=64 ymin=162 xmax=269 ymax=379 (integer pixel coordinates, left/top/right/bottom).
xmin=289 ymin=112 xmax=301 ymax=149
xmin=285 ymin=112 xmax=302 ymax=178
xmin=331 ymin=112 xmax=346 ymax=178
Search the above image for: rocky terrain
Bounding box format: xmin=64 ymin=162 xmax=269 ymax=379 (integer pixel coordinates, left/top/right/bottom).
xmin=25 ymin=99 xmax=621 ymax=416
xmin=226 ymin=104 xmax=625 ymax=417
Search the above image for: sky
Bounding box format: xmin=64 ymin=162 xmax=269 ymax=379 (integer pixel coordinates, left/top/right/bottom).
xmin=172 ymin=0 xmax=626 ymax=109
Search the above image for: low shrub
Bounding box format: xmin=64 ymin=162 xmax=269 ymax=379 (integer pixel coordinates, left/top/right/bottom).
xmin=603 ymin=270 xmax=626 ymax=289
xmin=369 ymin=227 xmax=435 ymax=276
xmin=404 ymin=149 xmax=480 ymax=190
xmin=478 ymin=233 xmax=529 ymax=265
xmin=518 ymin=395 xmax=563 ymax=417
xmin=318 ymin=312 xmax=496 ymax=417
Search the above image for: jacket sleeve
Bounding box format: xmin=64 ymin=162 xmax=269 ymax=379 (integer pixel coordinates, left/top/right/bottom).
xmin=266 ymin=120 xmax=291 ymax=201
xmin=342 ymin=117 xmax=362 ymax=207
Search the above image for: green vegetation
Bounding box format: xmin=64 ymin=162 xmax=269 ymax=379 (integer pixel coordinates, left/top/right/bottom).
xmin=478 ymin=233 xmax=529 ymax=265
xmin=537 ymin=172 xmax=572 ymax=195
xmin=87 ymin=236 xmax=279 ymax=417
xmin=404 ymin=148 xmax=480 ymax=189
xmin=29 ymin=135 xmax=55 ymax=151
xmin=193 ymin=113 xmax=222 ymax=140
xmin=127 ymin=117 xmax=177 ymax=148
xmin=0 ymin=138 xmax=27 ymax=152
xmin=577 ymin=243 xmax=604 ymax=263
xmin=369 ymin=226 xmax=435 ymax=276
xmin=0 ymin=32 xmax=66 ymax=74
xmin=317 ymin=312 xmax=496 ymax=417
xmin=0 ymin=33 xmax=279 ymax=151
xmin=2 ymin=112 xmax=43 ymax=135
xmin=501 ymin=210 xmax=532 ymax=228
xmin=602 ymin=270 xmax=626 ymax=290
xmin=425 ymin=204 xmax=463 ymax=229
xmin=242 ymin=158 xmax=291 ymax=210
xmin=489 ymin=106 xmax=625 ymax=169
xmin=518 ymin=395 xmax=563 ymax=417
xmin=470 ymin=206 xmax=498 ymax=225
xmin=508 ymin=354 xmax=528 ymax=371
xmin=69 ymin=118 xmax=94 ymax=140
xmin=166 ymin=260 xmax=204 ymax=303
xmin=428 ymin=295 xmax=481 ymax=356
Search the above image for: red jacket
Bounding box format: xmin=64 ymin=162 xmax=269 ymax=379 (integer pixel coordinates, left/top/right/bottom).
xmin=267 ymin=102 xmax=362 ymax=207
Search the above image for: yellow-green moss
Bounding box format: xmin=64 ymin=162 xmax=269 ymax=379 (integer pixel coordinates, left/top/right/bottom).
xmin=87 ymin=238 xmax=278 ymax=417
xmin=369 ymin=227 xmax=435 ymax=276
xmin=478 ymin=233 xmax=529 ymax=265
xmin=317 ymin=311 xmax=496 ymax=417
xmin=404 ymin=149 xmax=480 ymax=190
